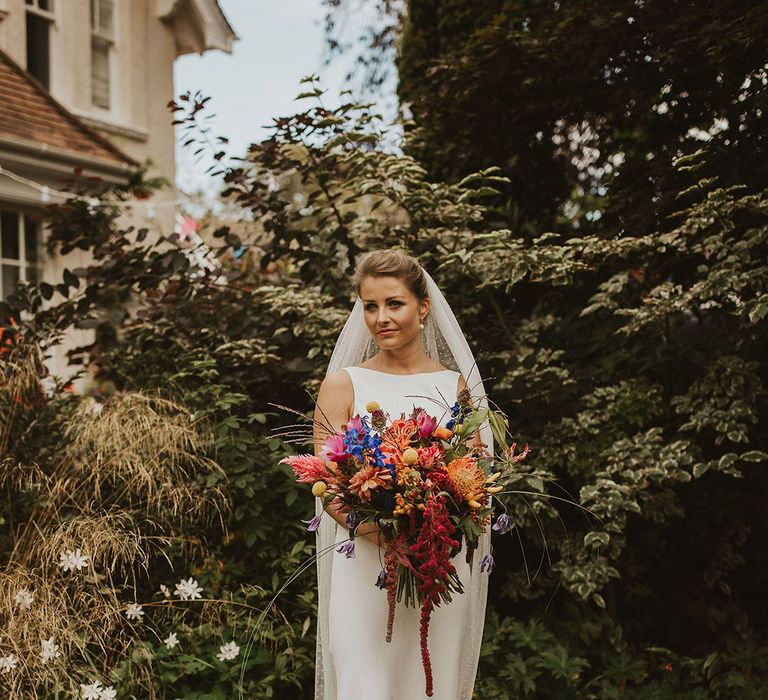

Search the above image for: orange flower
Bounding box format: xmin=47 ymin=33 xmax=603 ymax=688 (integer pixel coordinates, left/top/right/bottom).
xmin=445 ymin=456 xmax=487 ymax=507
xmin=433 ymin=426 xmax=453 ymax=441
xmin=349 ymin=466 xmax=393 ymax=501
xmin=384 ymin=416 xmax=418 ymax=450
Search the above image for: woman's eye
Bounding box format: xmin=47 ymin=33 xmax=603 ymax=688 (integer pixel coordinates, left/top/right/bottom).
xmin=365 ymin=302 xmax=402 ymax=310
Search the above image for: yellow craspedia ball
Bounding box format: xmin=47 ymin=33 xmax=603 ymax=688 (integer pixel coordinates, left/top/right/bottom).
xmin=366 ymin=400 xmax=381 ymax=412
xmin=311 ymin=481 xmax=327 ymax=497
xmin=402 ymin=448 xmax=419 ymax=465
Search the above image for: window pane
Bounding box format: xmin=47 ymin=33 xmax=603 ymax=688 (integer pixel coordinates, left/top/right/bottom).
xmin=39 ymin=0 xmax=53 ymax=11
xmin=2 ymin=265 xmax=20 ymax=300
xmin=26 ymin=265 xmax=39 ymax=284
xmin=26 ymin=12 xmax=50 ymax=89
xmin=24 ymin=215 xmax=39 ymax=263
xmin=97 ymin=0 xmax=113 ymax=34
xmin=1 ymin=212 xmax=20 ymax=260
xmin=91 ymin=38 xmax=110 ymax=108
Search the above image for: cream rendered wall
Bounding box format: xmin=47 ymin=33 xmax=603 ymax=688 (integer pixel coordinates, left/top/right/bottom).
xmin=1 ymin=0 xmax=178 ymax=224
xmin=0 ymin=0 xmax=184 ymax=391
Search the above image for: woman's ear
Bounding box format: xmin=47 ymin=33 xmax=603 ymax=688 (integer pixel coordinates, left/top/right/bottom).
xmin=420 ymin=297 xmax=430 ymax=322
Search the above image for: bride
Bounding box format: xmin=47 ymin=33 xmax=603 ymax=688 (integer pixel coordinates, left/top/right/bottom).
xmin=311 ymin=249 xmax=494 ymax=699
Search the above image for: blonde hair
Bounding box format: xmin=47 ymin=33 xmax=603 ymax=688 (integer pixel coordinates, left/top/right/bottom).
xmin=354 ymin=249 xmax=428 ymax=301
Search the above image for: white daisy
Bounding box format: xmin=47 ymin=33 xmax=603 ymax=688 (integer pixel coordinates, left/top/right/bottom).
xmin=59 ymin=548 xmax=89 ymax=573
xmin=124 ymin=603 xmax=144 ymax=621
xmin=99 ymin=685 xmax=117 ymax=699
xmin=174 ymin=577 xmax=203 ymax=601
xmin=14 ymin=588 xmax=34 ymax=609
xmin=159 ymin=584 xmax=171 ymax=598
xmin=40 ymin=637 xmax=60 ymax=664
xmin=164 ymin=632 xmax=179 ymax=649
xmin=0 ymin=654 xmax=18 ymax=673
xmin=216 ymin=640 xmax=240 ymax=662
xmin=79 ymin=680 xmax=103 ymax=699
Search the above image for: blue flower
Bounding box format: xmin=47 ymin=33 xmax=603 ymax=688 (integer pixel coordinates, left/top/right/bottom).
xmin=336 ymin=540 xmax=355 ymax=559
xmin=480 ymin=553 xmax=495 ymax=574
xmin=375 ymin=568 xmax=387 ymax=589
xmin=492 ymin=514 xmax=510 ymax=535
xmin=302 ymin=514 xmax=322 ymax=532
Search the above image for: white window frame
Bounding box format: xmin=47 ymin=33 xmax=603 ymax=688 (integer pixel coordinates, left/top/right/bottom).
xmin=25 ymin=0 xmax=55 ymax=21
xmin=0 ymin=209 xmax=42 ymax=302
xmin=90 ymin=0 xmax=116 ymax=111
xmin=25 ymin=0 xmax=56 ymax=90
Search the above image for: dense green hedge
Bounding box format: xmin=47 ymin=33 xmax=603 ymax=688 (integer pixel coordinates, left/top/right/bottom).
xmin=1 ymin=77 xmax=766 ymax=697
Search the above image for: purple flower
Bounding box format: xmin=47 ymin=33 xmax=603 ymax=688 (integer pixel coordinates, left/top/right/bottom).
xmin=302 ymin=514 xmax=322 ymax=532
xmin=336 ymin=540 xmax=356 ymax=559
xmin=346 ymin=511 xmax=359 ymax=530
xmin=375 ymin=568 xmax=387 ymax=589
xmin=492 ymin=513 xmax=510 ymax=535
xmin=480 ymin=553 xmax=495 ymax=574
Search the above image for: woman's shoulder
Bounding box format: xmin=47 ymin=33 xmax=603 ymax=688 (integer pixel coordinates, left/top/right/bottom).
xmin=321 ymin=369 xmax=354 ymax=389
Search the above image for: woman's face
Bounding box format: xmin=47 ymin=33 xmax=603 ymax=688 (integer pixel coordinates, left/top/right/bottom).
xmin=358 ymin=275 xmax=429 ymax=348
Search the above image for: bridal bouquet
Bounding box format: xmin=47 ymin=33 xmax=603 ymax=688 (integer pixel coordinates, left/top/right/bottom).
xmin=279 ymin=386 xmax=529 ymax=696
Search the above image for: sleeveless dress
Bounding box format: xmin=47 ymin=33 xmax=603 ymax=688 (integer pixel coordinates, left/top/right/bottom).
xmin=327 ymin=366 xmax=473 ymax=699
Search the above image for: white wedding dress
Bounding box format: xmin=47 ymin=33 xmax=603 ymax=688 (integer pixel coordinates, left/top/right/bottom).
xmin=326 ymin=366 xmax=475 ymax=699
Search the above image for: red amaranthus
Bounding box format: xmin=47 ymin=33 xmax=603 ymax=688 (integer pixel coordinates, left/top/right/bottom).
xmin=410 ymin=493 xmax=461 ymax=697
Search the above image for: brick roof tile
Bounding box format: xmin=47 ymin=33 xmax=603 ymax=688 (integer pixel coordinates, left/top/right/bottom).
xmin=0 ymin=48 xmax=135 ymax=167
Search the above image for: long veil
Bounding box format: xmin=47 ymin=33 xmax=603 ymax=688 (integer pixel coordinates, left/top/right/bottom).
xmin=314 ymin=267 xmax=493 ymax=700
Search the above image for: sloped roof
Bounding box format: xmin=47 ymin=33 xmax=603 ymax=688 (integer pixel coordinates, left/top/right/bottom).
xmin=0 ymin=48 xmax=135 ymax=168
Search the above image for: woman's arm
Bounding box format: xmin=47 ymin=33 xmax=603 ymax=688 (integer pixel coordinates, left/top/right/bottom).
xmin=313 ymin=370 xmax=385 ymax=548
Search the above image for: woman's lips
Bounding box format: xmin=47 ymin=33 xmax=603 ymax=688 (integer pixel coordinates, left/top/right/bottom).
xmin=378 ymin=329 xmax=396 ymax=335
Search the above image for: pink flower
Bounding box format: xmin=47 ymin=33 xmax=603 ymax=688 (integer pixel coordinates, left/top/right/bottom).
xmin=414 ymin=409 xmax=437 ymax=438
xmin=417 ymin=445 xmax=444 ymax=469
xmin=279 ymin=454 xmax=334 ymax=484
xmin=320 ymin=433 xmax=350 ymax=462
xmin=346 ymin=415 xmax=365 ymax=432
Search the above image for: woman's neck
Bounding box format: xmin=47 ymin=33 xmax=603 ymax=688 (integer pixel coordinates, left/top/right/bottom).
xmin=365 ymin=349 xmax=438 ymax=374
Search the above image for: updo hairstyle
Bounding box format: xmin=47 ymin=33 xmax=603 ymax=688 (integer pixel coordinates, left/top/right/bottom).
xmin=354 ymin=249 xmax=428 ymax=302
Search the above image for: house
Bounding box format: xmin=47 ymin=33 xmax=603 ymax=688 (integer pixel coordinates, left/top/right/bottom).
xmin=0 ymin=0 xmax=236 ymax=388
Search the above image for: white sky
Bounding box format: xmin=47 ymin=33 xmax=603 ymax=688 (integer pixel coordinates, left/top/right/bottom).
xmin=173 ymin=0 xmax=396 ymax=195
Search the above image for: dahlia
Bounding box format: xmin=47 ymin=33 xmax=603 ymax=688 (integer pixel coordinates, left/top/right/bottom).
xmin=348 ymin=466 xmax=393 ymax=501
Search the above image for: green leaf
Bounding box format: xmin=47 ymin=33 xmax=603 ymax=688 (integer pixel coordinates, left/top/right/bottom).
xmin=740 ymin=450 xmax=768 ymax=462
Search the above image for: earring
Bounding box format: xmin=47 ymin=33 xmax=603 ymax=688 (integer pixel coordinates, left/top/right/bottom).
xmin=419 ymin=321 xmax=424 ymax=330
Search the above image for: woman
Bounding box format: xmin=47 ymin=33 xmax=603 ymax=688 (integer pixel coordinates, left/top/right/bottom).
xmin=312 ymin=249 xmax=494 ymax=699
